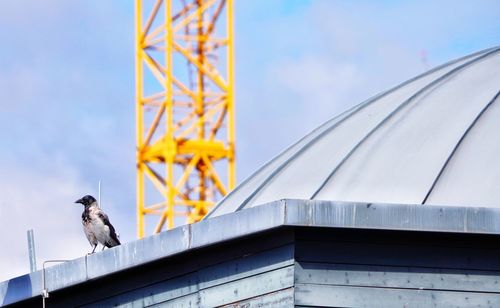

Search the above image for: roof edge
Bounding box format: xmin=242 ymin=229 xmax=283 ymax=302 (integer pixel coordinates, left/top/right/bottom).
xmin=2 ymin=199 xmax=500 ymax=306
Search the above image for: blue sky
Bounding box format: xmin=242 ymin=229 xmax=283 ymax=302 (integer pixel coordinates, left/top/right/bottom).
xmin=0 ymin=0 xmax=498 ymax=281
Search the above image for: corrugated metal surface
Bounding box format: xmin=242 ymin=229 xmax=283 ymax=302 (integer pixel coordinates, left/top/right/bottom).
xmin=207 ymin=46 xmax=500 ymax=218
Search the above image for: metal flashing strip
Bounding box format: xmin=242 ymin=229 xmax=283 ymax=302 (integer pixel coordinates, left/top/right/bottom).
xmin=2 ymin=199 xmax=500 ymax=306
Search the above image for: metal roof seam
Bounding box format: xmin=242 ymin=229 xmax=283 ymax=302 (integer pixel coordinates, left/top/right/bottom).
xmin=204 ymin=100 xmax=364 ymax=218
xmin=231 ymin=90 xmax=388 ymax=212
xmin=206 ymin=46 xmax=500 ymax=218
xmin=227 ymin=49 xmax=490 ymax=211
xmin=309 ymin=47 xmax=500 ymax=200
xmin=422 ymin=89 xmax=500 ymax=204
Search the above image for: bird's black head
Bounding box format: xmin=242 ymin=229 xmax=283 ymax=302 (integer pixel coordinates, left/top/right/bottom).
xmin=75 ymin=195 xmax=97 ymax=207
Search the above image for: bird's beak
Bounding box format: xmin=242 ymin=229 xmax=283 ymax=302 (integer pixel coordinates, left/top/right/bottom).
xmin=75 ymin=198 xmax=83 ymax=204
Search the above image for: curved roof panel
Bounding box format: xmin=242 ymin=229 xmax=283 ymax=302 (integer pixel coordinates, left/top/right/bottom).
xmin=208 ymin=46 xmax=500 ymax=218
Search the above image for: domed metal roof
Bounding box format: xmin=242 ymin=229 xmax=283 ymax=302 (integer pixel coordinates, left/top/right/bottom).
xmin=208 ymin=46 xmax=500 ymax=218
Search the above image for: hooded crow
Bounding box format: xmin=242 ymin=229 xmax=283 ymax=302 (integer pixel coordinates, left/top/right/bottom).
xmin=75 ymin=195 xmax=121 ymax=254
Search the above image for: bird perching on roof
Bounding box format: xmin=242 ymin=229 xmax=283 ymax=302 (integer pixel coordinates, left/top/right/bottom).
xmin=75 ymin=195 xmax=121 ymax=254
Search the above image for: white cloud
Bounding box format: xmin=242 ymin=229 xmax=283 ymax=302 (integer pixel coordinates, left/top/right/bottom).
xmin=269 ymin=56 xmax=362 ymax=122
xmin=0 ymin=155 xmax=93 ymax=281
xmin=0 ymin=1 xmax=135 ymax=282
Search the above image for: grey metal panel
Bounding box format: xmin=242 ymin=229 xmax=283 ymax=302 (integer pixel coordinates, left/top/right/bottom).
xmin=83 ymin=271 xmax=200 ymax=308
xmin=146 ymin=293 xmax=199 ymax=308
xmin=124 ymin=280 xmax=198 ymax=307
xmin=0 ymin=271 xmax=42 ymax=307
xmin=219 ymin=287 xmax=294 ymax=307
xmin=351 ymin=201 xmax=466 ymax=232
xmin=81 ymin=245 xmax=295 ymax=308
xmin=87 ymin=223 xmax=190 ymax=279
xmin=143 ymin=288 xmax=294 ymax=308
xmin=147 ymin=266 xmax=294 ymax=308
xmin=465 ymin=206 xmax=500 ymax=233
xmin=197 ymin=244 xmax=294 ymax=289
xmin=146 ymin=288 xmax=294 ymax=308
xmin=286 ymin=199 xmax=355 ymax=228
xmin=0 ymin=273 xmax=37 ymax=307
xmin=199 ymin=265 xmax=294 ymax=307
xmin=285 ymin=200 xmax=500 ymax=235
xmin=296 ymin=262 xmax=500 ymax=293
xmin=190 ymin=200 xmax=285 ymax=249
xmin=150 ymin=288 xmax=295 ymax=308
xmin=0 ymin=259 xmax=87 ymax=306
xmin=295 ymin=283 xmax=500 ymax=308
xmin=43 ymin=258 xmax=87 ymax=293
xmin=296 ymin=241 xmax=500 ymax=271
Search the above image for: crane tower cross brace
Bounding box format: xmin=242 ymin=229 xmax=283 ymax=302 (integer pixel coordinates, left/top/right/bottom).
xmin=135 ymin=0 xmax=235 ymax=238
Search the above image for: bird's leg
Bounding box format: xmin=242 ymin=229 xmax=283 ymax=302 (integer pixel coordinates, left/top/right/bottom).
xmin=102 ymin=245 xmax=106 ymax=251
xmin=91 ymin=244 xmax=97 ymax=254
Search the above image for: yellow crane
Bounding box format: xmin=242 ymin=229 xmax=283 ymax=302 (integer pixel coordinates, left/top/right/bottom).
xmin=135 ymin=0 xmax=235 ymax=238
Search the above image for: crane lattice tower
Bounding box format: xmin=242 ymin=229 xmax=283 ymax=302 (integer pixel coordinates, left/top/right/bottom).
xmin=135 ymin=0 xmax=235 ymax=238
